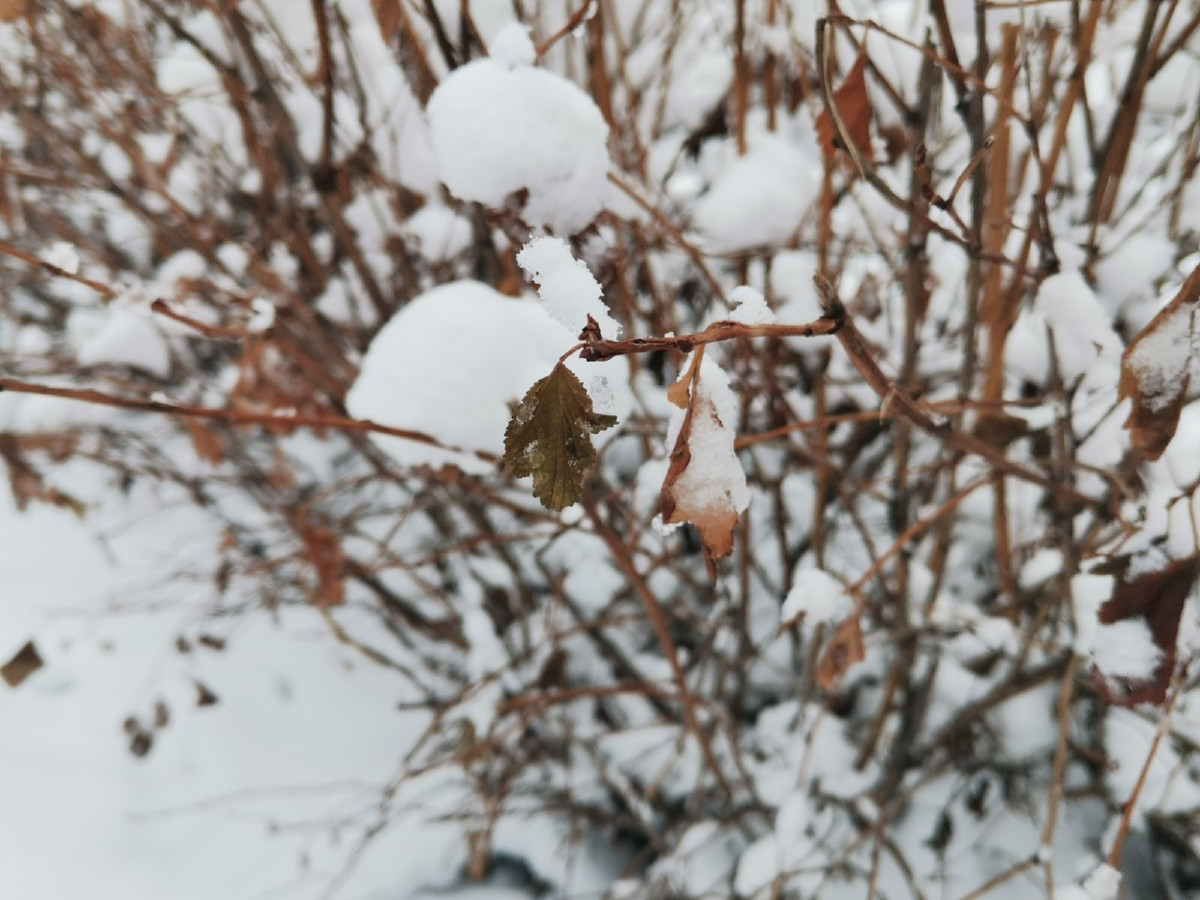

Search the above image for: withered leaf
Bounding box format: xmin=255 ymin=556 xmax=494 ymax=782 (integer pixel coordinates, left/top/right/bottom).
xmin=816 ymin=51 xmax=874 ymax=163
xmin=183 ymin=418 xmax=227 ymax=465
xmin=197 ymin=634 xmax=226 ymax=651
xmin=661 ymin=364 xmax=749 ymax=579
xmin=153 ymin=700 xmax=171 ymax=729
xmin=1093 ymin=554 xmax=1200 ymax=706
xmin=816 ymin=615 xmax=865 ymax=690
xmin=128 ymin=728 xmax=153 ymax=758
xmin=504 ymin=362 xmax=617 ymax=510
xmin=0 ymin=434 xmax=86 ymax=516
xmin=299 ymin=524 xmax=346 ymax=607
xmin=195 ymin=680 xmax=220 ymax=707
xmin=1119 ymin=263 xmax=1200 ymax=460
xmin=1 ymin=640 xmax=43 ymax=688
xmin=0 ymin=0 xmax=27 ymax=23
xmin=972 ymin=412 xmax=1030 ymax=451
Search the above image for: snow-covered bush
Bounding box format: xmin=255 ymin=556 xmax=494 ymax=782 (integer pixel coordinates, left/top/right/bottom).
xmin=2 ymin=2 xmax=1200 ymax=898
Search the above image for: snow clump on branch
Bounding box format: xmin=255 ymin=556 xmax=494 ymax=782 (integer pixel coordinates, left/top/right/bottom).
xmin=426 ymin=31 xmax=610 ymax=235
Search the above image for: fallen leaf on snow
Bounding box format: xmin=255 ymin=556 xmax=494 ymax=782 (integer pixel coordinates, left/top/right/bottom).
xmin=1 ymin=640 xmax=43 ymax=688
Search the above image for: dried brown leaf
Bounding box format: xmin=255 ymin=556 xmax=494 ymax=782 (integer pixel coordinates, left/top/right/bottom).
xmin=197 ymin=634 xmax=226 ymax=651
xmin=195 ymin=680 xmax=220 ymax=707
xmin=0 ymin=0 xmax=27 ymax=23
xmin=972 ymin=412 xmax=1030 ymax=451
xmin=816 ymin=615 xmax=865 ymax=690
xmin=666 ymin=377 xmax=691 ymax=409
xmin=661 ymin=365 xmax=748 ymax=578
xmin=183 ymin=417 xmax=226 ymax=465
xmin=300 ymin=524 xmax=346 ymax=606
xmin=1093 ymin=554 xmax=1200 ymax=706
xmin=153 ymin=700 xmax=170 ymax=729
xmin=1 ymin=640 xmax=43 ymax=688
xmin=816 ymin=52 xmax=873 ymax=162
xmin=0 ymin=433 xmax=85 ymax=515
xmin=504 ymin=363 xmax=617 ymax=510
xmin=1119 ymin=263 xmax=1200 ymax=460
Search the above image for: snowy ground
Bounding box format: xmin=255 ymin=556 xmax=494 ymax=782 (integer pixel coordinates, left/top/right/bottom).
xmin=0 ymin=460 xmax=431 ymax=899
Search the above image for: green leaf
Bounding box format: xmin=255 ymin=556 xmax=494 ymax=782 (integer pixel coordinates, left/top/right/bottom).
xmin=504 ymin=363 xmax=617 ymax=510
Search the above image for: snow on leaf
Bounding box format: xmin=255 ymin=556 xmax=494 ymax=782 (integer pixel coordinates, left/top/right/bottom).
xmin=661 ymin=357 xmax=750 ymax=578
xmin=1119 ymin=263 xmax=1200 ymax=460
xmin=516 ymin=236 xmax=620 ymax=338
xmin=816 ymin=51 xmax=873 ymax=162
xmin=1092 ymin=554 xmax=1199 ymax=706
xmin=504 ymin=362 xmax=618 ymax=511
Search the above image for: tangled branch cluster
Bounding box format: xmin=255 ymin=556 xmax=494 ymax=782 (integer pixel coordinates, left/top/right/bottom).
xmin=3 ymin=2 xmax=1200 ymax=898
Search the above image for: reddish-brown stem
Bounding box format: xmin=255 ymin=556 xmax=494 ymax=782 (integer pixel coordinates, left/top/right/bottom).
xmin=579 ymin=316 xmax=842 ymax=361
xmin=0 ymin=377 xmax=497 ymax=463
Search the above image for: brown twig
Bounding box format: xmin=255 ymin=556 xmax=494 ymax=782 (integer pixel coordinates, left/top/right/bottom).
xmin=535 ymin=0 xmax=594 ymax=59
xmin=0 ymin=376 xmax=498 ymax=463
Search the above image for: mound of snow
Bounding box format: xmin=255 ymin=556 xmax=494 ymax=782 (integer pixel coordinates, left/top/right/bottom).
xmin=694 ymin=133 xmax=817 ymax=253
xmin=426 ymin=57 xmax=610 ymax=234
xmin=77 ymin=308 xmax=171 ymax=378
xmin=346 ymin=280 xmax=629 ymax=474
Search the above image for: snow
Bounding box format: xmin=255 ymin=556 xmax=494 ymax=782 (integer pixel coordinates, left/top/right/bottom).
xmin=76 ymin=307 xmax=172 ymax=378
xmin=488 ymin=23 xmax=536 ymax=68
xmin=779 ymin=566 xmax=851 ymax=630
xmin=516 ymin=236 xmax=620 ymax=338
xmin=663 ymin=356 xmax=750 ymax=520
xmin=426 ymin=57 xmax=611 ymax=234
xmin=694 ymin=132 xmax=818 ymax=254
xmin=345 ymin=280 xmax=629 ymax=474
xmin=1090 ymin=619 xmax=1163 ymax=681
xmin=1034 ymin=269 xmax=1123 ymax=386
xmin=402 ymin=205 xmax=474 ymax=262
xmin=727 ymin=284 xmax=775 ymax=325
xmin=246 ymin=297 xmax=276 ymax=333
xmin=1082 ymin=863 xmax=1123 ymax=900
xmin=1095 ymin=233 xmax=1175 ymax=321
xmin=663 ymin=51 xmax=732 ymax=131
xmin=7 ymin=4 xmax=1200 ymax=899
xmin=1123 ymin=292 xmax=1199 ymax=412
xmin=45 ymin=240 xmax=80 ymax=274
xmin=0 ymin=469 xmax=430 ymax=900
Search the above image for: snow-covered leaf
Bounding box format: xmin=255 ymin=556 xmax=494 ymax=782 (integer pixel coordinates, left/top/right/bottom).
xmin=1119 ymin=263 xmax=1200 ymax=460
xmin=1092 ymin=554 xmax=1199 ymax=705
xmin=661 ymin=358 xmax=749 ymax=578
